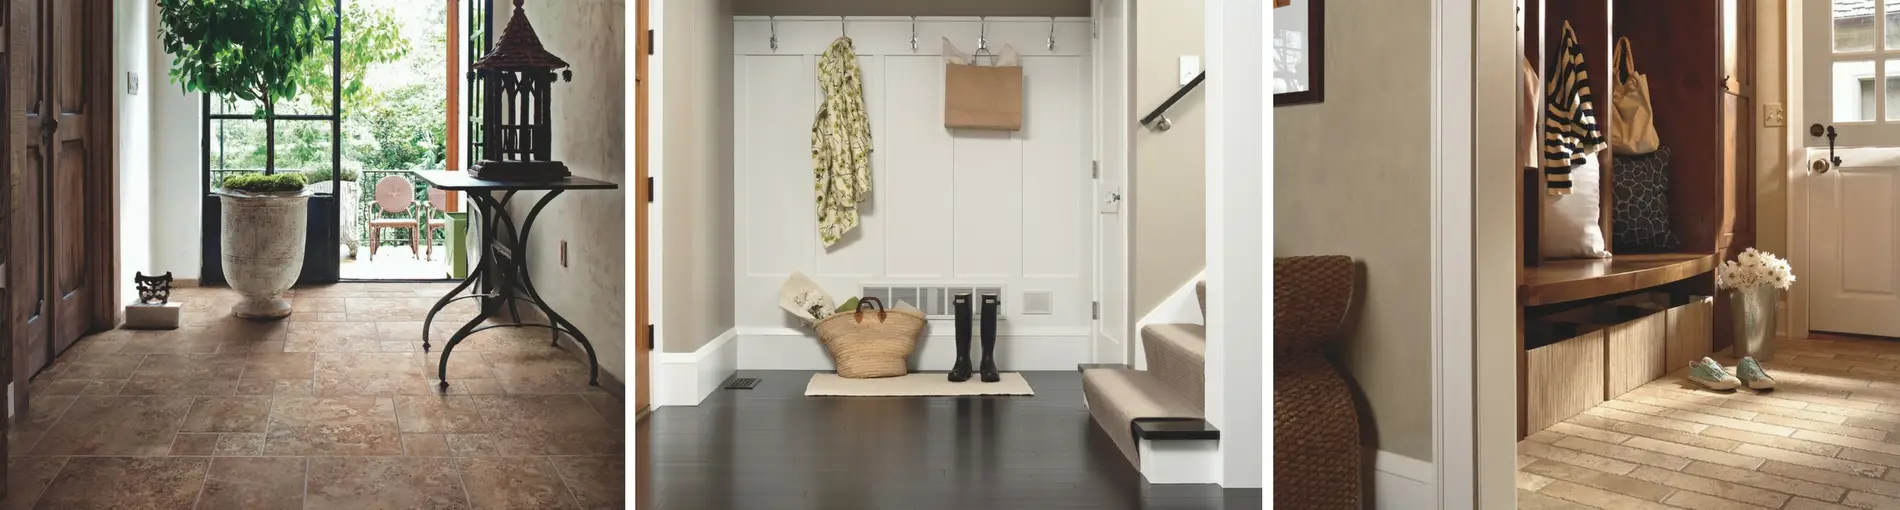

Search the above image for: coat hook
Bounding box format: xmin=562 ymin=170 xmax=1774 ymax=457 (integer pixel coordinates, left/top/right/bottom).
xmin=1048 ymin=17 xmax=1056 ymax=51
xmin=978 ymin=16 xmax=989 ymax=53
xmin=769 ymin=16 xmax=778 ymax=51
xmin=910 ymin=16 xmax=918 ymax=51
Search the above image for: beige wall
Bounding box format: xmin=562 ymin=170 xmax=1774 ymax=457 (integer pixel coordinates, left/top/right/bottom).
xmin=1131 ymin=0 xmax=1208 ymax=321
xmin=1274 ymin=0 xmax=1435 ymax=461
xmin=503 ymin=0 xmax=630 ymax=381
xmin=1757 ymin=2 xmax=1788 ymax=262
xmin=661 ymin=0 xmax=737 ymax=353
xmin=733 ymin=0 xmax=1088 ymax=17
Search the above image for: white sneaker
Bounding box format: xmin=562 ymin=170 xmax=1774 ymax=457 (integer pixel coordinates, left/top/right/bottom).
xmin=1736 ymin=357 xmax=1776 ymax=390
xmin=1689 ymin=357 xmax=1741 ymax=390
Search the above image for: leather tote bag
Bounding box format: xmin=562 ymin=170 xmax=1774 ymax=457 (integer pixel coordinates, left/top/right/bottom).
xmin=1610 ymin=37 xmax=1661 ymax=156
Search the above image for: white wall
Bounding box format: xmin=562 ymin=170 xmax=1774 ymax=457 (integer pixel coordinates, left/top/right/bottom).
xmin=731 ymin=17 xmax=1098 ymax=370
xmin=148 ymin=18 xmax=203 ymax=281
xmin=115 ymin=0 xmax=155 ymax=307
xmin=501 ymin=0 xmax=630 ymax=384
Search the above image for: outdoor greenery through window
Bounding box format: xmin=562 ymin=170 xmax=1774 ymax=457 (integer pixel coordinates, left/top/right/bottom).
xmin=210 ymin=1 xmax=447 ymax=186
xmin=204 ymin=0 xmax=453 ymax=272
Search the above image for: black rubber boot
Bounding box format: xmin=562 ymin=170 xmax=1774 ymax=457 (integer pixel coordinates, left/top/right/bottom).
xmin=949 ymin=293 xmax=974 ymax=382
xmin=980 ymin=293 xmax=1001 ymax=382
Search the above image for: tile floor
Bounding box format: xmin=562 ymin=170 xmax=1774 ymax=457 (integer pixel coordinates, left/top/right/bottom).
xmin=4 ymin=283 xmax=625 ymax=510
xmin=1518 ymin=334 xmax=1900 ymax=510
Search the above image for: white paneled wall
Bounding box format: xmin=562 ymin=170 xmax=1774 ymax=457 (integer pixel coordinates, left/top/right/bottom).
xmin=733 ymin=17 xmax=1098 ymax=370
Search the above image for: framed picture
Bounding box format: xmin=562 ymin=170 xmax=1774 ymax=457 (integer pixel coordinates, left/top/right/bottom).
xmin=1274 ymin=0 xmax=1325 ymax=106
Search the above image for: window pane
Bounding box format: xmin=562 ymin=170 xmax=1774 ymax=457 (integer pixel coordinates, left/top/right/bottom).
xmin=1888 ymin=0 xmax=1900 ymax=49
xmin=208 ymin=118 xmax=334 ymax=191
xmin=1840 ymin=0 xmax=1877 ymax=52
xmin=1837 ymin=60 xmax=1878 ymax=121
xmin=1886 ymin=60 xmax=1900 ymax=120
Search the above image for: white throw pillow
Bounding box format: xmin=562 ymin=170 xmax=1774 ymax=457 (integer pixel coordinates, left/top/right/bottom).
xmin=1541 ymin=153 xmax=1612 ymax=259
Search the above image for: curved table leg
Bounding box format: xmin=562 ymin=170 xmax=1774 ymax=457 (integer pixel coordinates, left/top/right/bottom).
xmin=424 ymin=190 xmax=499 ymax=353
xmin=514 ymin=190 xmax=601 ymax=385
xmin=437 ymin=311 xmax=489 ymax=390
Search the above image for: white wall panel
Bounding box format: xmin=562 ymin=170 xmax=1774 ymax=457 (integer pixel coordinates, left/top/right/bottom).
xmin=1021 ymin=56 xmax=1089 ymax=279
xmin=735 ymin=18 xmax=1096 ymax=368
xmin=952 ymin=129 xmax=1025 ymax=278
xmin=740 ymin=55 xmax=816 ymax=277
xmin=881 ymin=56 xmax=957 ymax=278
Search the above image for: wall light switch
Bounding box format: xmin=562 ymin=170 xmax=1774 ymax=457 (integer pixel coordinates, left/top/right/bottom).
xmin=1179 ymin=56 xmax=1201 ymax=86
xmin=127 ymin=72 xmax=139 ymax=96
xmin=1765 ymin=102 xmax=1785 ymax=127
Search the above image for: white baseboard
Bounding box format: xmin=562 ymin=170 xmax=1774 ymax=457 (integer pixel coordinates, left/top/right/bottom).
xmin=1371 ymin=449 xmax=1436 ymax=510
xmin=653 ymin=328 xmax=738 ymax=407
xmin=737 ymin=327 xmax=1091 ymax=371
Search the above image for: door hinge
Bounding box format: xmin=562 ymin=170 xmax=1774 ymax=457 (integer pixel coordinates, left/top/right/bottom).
xmin=1091 ymin=160 xmax=1100 ymax=179
xmin=647 ymin=324 xmax=655 ymax=350
xmin=0 ymin=263 xmax=6 ymax=290
xmin=648 ymin=29 xmax=656 ymax=55
xmin=1091 ymin=20 xmax=1099 ymax=39
xmin=1091 ymin=301 xmax=1100 ymax=320
xmin=646 ymin=177 xmax=655 ymax=203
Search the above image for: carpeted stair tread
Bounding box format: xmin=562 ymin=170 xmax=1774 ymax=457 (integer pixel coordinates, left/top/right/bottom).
xmin=1141 ymin=323 xmax=1206 ymax=412
xmin=1082 ymin=368 xmax=1204 ymax=465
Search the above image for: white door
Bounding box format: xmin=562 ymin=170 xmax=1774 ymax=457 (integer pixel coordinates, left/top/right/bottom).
xmin=1094 ymin=0 xmax=1133 ymax=363
xmin=1803 ymin=0 xmax=1900 ymax=336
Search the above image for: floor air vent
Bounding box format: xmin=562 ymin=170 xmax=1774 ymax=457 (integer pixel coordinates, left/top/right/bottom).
xmin=725 ymin=378 xmax=761 ymax=390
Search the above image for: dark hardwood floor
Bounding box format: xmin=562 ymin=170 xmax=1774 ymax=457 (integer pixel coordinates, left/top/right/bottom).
xmin=636 ymin=370 xmax=1263 ymax=510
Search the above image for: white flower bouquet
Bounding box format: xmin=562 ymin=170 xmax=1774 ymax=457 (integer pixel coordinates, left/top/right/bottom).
xmin=1716 ymin=248 xmax=1796 ymax=291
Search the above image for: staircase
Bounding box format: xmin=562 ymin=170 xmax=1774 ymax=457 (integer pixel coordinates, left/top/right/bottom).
xmin=1081 ymin=281 xmax=1219 ymax=484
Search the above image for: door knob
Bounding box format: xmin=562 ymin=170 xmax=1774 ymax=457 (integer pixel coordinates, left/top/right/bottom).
xmin=1812 ymin=159 xmax=1832 ymax=174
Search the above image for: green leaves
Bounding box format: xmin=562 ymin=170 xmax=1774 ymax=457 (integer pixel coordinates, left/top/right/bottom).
xmin=156 ymin=0 xmax=334 ymax=119
xmin=296 ymin=3 xmax=410 ymax=115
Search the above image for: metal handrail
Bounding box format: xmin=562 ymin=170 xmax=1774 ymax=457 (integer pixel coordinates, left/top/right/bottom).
xmin=1140 ymin=71 xmax=1204 ymax=131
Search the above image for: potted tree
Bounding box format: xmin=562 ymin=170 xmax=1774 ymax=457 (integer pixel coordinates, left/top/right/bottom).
xmin=158 ymin=0 xmax=331 ymax=319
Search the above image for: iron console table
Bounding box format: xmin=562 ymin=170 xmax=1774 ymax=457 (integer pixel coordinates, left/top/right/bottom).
xmin=412 ymin=171 xmax=618 ymax=389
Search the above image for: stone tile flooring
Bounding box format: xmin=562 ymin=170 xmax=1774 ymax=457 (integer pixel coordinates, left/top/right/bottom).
xmin=1518 ymin=334 xmax=1900 ymax=510
xmin=5 ymin=284 xmax=625 ymax=510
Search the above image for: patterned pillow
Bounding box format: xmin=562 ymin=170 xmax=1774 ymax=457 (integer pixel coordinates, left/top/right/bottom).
xmin=1611 ymin=146 xmax=1681 ymax=252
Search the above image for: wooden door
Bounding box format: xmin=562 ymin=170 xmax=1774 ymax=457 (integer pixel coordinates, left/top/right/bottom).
xmin=633 ymin=0 xmax=651 ymax=415
xmin=46 ymin=0 xmax=95 ymax=355
xmin=6 ymin=0 xmax=110 ymax=399
xmin=8 ymin=0 xmax=50 ymax=382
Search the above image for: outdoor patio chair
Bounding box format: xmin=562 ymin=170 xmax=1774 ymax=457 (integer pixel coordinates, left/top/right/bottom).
xmin=368 ymin=174 xmax=422 ymax=260
xmin=424 ymin=187 xmax=450 ymax=261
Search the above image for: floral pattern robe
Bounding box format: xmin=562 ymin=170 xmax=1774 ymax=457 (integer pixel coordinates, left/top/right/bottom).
xmin=812 ymin=38 xmax=873 ymax=247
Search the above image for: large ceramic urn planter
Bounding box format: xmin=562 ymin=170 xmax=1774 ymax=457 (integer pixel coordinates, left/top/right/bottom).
xmin=219 ymin=188 xmax=312 ymax=320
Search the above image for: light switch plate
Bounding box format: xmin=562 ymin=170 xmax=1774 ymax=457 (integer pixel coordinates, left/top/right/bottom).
xmin=1764 ymin=102 xmax=1785 ymax=127
xmin=1179 ymin=56 xmax=1201 ymax=86
xmin=127 ymin=72 xmax=139 ymax=96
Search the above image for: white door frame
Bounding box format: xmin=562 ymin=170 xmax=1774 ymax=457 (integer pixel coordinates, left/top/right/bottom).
xmin=1444 ymin=0 xmax=1518 ymax=507
xmin=1093 ymin=0 xmax=1134 ymax=365
xmin=1787 ymin=0 xmax=1813 ymax=341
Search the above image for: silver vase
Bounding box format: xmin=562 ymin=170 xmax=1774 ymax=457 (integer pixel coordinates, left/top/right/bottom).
xmin=1729 ymin=285 xmax=1778 ymax=361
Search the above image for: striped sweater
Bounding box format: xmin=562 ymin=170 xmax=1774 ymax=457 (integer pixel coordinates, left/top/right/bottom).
xmin=1543 ymin=22 xmax=1608 ymax=195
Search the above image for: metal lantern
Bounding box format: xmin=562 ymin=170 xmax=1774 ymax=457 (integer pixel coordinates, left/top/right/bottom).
xmin=469 ymin=0 xmax=573 ymax=181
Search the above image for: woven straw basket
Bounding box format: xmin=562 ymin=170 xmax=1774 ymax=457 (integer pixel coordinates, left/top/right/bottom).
xmin=814 ymin=297 xmax=925 ymax=378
